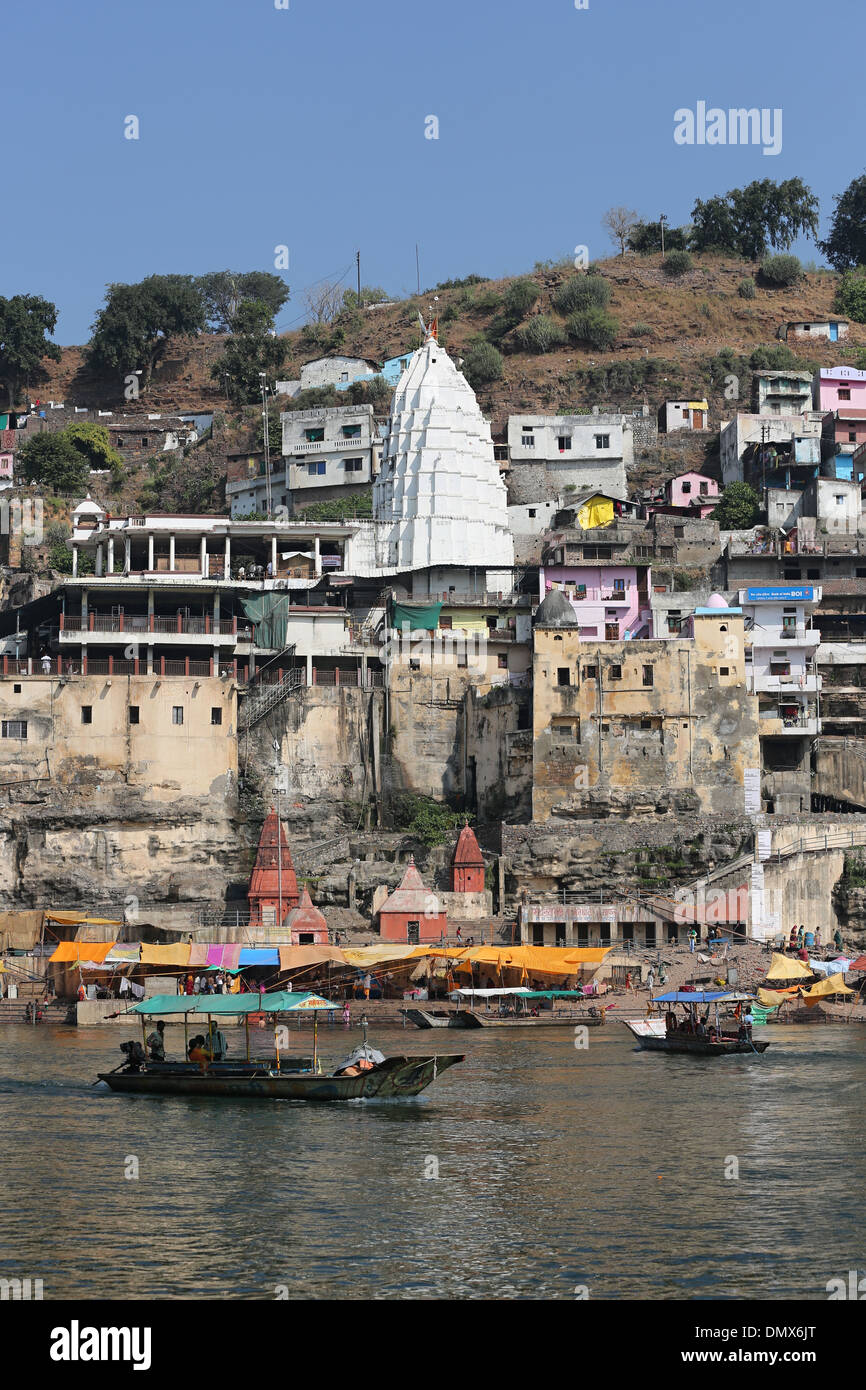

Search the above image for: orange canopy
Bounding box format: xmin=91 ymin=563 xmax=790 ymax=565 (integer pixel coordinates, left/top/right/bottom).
xmin=49 ymin=941 xmax=115 ymax=963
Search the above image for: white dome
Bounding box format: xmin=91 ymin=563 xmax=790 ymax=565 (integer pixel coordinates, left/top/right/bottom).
xmin=706 ymin=593 xmax=728 ymax=608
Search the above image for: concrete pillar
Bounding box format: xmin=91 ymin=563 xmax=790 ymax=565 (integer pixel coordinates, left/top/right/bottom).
xmin=200 ymin=536 xmax=207 ymax=577
xmin=95 ymin=544 xmax=103 ymax=578
xmin=148 ymin=535 xmax=154 ymax=570
xmin=81 ymin=590 xmax=89 ymax=624
xmin=71 ymin=545 xmax=79 ymax=578
xmin=306 ymin=653 xmax=313 ymax=686
xmin=124 ymin=537 xmax=131 ymax=573
xmin=213 ymin=592 xmax=220 ymax=627
xmin=224 ymin=536 xmax=231 ymax=577
xmin=314 ymin=535 xmax=321 ymax=577
xmin=147 ymin=588 xmax=154 ymax=621
xmin=169 ymin=534 xmax=176 ymax=571
xmin=107 ymin=538 xmax=114 ymax=574
xmin=271 ymin=536 xmax=278 ymax=575
xmin=146 ymin=646 xmax=154 ymax=675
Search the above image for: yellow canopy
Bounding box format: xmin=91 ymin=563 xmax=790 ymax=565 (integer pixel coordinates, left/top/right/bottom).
xmin=802 ymin=973 xmax=854 ymax=1005
xmin=757 ymin=986 xmax=800 ymax=1006
xmin=46 ymin=912 xmax=123 ymax=927
xmin=342 ymin=946 xmax=423 ymax=967
xmin=576 ymin=495 xmax=614 ymax=530
xmin=765 ymin=952 xmax=813 ymax=981
xmin=420 ymin=945 xmax=610 ymax=977
xmin=278 ymin=945 xmax=348 ymax=972
xmin=139 ymin=944 xmax=192 ymax=967
xmin=49 ymin=941 xmax=116 ymax=963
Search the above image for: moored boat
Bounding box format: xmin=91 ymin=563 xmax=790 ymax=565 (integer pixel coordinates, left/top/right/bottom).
xmin=403 ymin=988 xmax=608 ymax=1030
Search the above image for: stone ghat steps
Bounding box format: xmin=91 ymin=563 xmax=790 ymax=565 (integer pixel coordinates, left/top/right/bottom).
xmin=0 ymin=999 xmax=71 ymax=1025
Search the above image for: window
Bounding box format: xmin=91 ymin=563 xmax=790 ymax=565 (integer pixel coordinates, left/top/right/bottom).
xmin=783 ymin=567 xmax=801 ymax=579
xmin=719 ymin=667 xmax=730 ymax=676
xmin=609 ymin=664 xmax=622 ymax=680
xmin=340 ymin=372 xmax=349 ymax=383
xmin=211 ymin=708 xmax=222 ymax=725
xmin=497 ymin=653 xmax=508 ymax=669
xmin=612 ymin=578 xmax=625 ymax=592
xmin=81 ymin=706 xmax=92 ymax=724
xmin=13 ymin=684 xmax=20 ymax=694
xmin=642 ymin=664 xmax=653 ymax=687
xmin=658 ymin=546 xmax=674 ymax=559
xmin=528 ymin=508 xmax=536 ymax=518
xmin=674 ymin=525 xmax=684 ymax=538
xmin=849 ymin=433 xmax=857 ymax=443
xmin=839 ymin=388 xmax=851 ymax=401
xmin=129 ymin=706 xmax=140 ymax=725
xmin=583 ymin=665 xmax=597 ymax=679
xmin=342 ymin=425 xmax=362 ymax=439
xmin=681 ymin=481 xmax=692 ymax=494
xmin=304 ymin=428 xmax=325 ymax=442
xmin=594 ymin=433 xmax=610 ymax=449
xmin=409 ymin=659 xmax=420 ymax=671
xmin=486 ymin=616 xmax=498 ymax=633
xmin=557 ymin=435 xmax=571 ymax=451
xmin=457 ymin=652 xmax=468 ymax=669
xmin=835 ymin=494 xmax=846 ymax=505
xmin=439 ymin=615 xmax=452 ymax=630
xmin=141 ymin=437 xmax=148 ymax=448
xmin=682 ymin=409 xmax=689 ymax=420
xmin=557 ymin=668 xmax=570 ymax=687
xmin=552 ymin=719 xmax=580 ymax=742
xmin=640 ymin=718 xmax=653 ymax=730
xmin=343 ymin=458 xmax=364 ymax=472
xmin=1 ymin=720 xmax=27 ymax=739
xmin=307 ymin=461 xmax=326 ymax=476
xmin=769 ymin=661 xmax=790 ymax=677
xmin=521 ymin=433 xmax=534 ymax=447
xmin=407 ymin=921 xmax=420 ymax=944
xmin=172 ymin=706 xmax=184 ymax=725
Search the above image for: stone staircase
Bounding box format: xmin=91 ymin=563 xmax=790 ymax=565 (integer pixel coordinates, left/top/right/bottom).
xmin=0 ymin=998 xmax=72 ymax=1025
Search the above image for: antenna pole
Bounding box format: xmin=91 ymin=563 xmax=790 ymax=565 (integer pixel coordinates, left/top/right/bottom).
xmin=356 ymin=250 xmax=361 ymax=305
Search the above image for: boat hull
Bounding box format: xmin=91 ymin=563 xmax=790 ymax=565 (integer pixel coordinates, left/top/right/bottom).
xmin=98 ymin=1054 xmax=464 ymax=1100
xmin=402 ymin=1007 xmax=605 ymax=1030
xmin=629 ymin=1033 xmax=769 ymax=1056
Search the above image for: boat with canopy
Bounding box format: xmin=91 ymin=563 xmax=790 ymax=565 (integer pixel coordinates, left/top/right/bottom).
xmin=402 ymin=986 xmax=608 ymax=1029
xmin=95 ymin=992 xmax=464 ymax=1100
xmin=621 ymin=991 xmax=770 ymax=1056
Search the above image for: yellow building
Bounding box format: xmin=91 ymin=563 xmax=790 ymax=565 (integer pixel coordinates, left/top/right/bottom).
xmin=531 ymin=590 xmax=759 ymax=821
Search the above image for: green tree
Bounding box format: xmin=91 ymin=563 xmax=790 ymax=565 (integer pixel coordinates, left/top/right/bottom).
xmin=835 ymin=270 xmax=866 ymax=324
xmin=662 ymin=250 xmax=693 ymax=276
xmin=64 ymin=421 xmax=123 ymax=478
xmin=819 ymin=172 xmax=866 ymax=270
xmin=211 ymin=300 xmax=289 ymax=405
xmin=144 ymin=450 xmax=226 ymax=513
xmin=502 ymin=278 xmax=540 ymax=322
xmin=0 ymin=295 xmax=62 ymax=410
xmin=566 ymin=308 xmax=618 ymax=350
xmin=87 ymin=274 xmax=205 ymax=388
xmin=691 ymin=179 xmax=818 ymax=260
xmin=19 ymin=432 xmax=90 ymax=492
xmin=627 ymin=221 xmax=689 ymax=253
xmin=515 ymin=315 xmax=565 ymax=353
xmin=462 ymin=339 xmax=504 ymax=386
xmin=197 ymin=271 xmax=290 ymax=332
xmin=714 ymin=481 xmax=761 ymax=530
xmin=759 ymin=254 xmax=802 ymax=287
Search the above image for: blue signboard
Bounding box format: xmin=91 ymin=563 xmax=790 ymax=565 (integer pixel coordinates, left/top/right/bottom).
xmin=745 ymin=586 xmax=813 ymax=603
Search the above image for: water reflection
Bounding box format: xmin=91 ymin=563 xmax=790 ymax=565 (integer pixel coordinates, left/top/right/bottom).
xmin=0 ymin=1022 xmax=862 ymax=1299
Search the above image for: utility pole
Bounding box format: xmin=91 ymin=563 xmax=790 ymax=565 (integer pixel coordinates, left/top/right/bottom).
xmin=356 ymin=250 xmax=361 ymax=305
xmin=260 ymin=372 xmax=272 ymax=518
xmin=273 ymin=740 xmax=283 ymax=927
xmin=659 ymin=213 xmax=667 ymax=256
xmin=416 ymin=243 xmax=421 ymax=295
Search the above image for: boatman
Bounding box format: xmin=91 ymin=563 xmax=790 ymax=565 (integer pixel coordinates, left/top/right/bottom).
xmin=205 ymin=1020 xmax=228 ymax=1062
xmin=146 ymin=1020 xmax=166 ymax=1061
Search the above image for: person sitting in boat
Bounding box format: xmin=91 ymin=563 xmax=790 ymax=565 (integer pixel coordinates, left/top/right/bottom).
xmin=120 ymin=1040 xmax=146 ymax=1072
xmin=665 ymin=1010 xmax=677 ymax=1034
xmin=146 ymin=1020 xmax=166 ymax=1061
xmin=187 ymin=1035 xmax=209 ymax=1074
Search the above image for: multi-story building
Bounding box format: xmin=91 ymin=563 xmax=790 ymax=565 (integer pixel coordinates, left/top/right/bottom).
xmin=505 ymin=412 xmax=634 ymax=503
xmin=538 ymin=563 xmax=650 ymax=641
xmin=531 ymin=589 xmax=760 ymax=821
xmin=752 ymin=370 xmax=813 ymax=417
xmin=283 ymin=403 xmax=381 ymax=510
xmin=719 ymin=411 xmax=823 ymax=487
xmin=738 ymin=584 xmax=821 ymax=814
xmin=276 ymin=356 xmax=380 ymax=398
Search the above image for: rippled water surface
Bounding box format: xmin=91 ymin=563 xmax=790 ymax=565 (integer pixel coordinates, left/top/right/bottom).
xmin=0 ymin=1020 xmax=862 ymax=1299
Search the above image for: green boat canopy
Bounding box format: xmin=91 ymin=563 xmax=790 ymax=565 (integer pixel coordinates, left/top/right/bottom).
xmin=129 ymin=991 xmax=337 ymax=1017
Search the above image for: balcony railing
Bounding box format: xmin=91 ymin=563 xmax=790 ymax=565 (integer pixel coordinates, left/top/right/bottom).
xmin=290 ymin=438 xmax=367 ymax=454
xmin=59 ymin=615 xmax=245 ymax=638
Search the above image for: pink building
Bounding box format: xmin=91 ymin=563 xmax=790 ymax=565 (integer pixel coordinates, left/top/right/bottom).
xmin=0 ymin=454 xmax=13 ymax=482
xmin=661 ymin=471 xmax=719 ymax=517
xmin=813 ymin=366 xmax=866 ymax=413
xmin=539 ymin=564 xmax=650 ymax=640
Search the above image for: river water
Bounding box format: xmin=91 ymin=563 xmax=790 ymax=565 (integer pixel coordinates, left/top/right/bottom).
xmin=0 ymin=1018 xmax=862 ymax=1300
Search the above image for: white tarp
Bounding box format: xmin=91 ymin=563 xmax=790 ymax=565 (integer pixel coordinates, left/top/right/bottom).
xmin=449 ymin=987 xmax=531 ymax=999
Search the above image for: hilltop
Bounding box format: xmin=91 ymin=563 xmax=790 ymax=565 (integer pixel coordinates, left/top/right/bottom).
xmin=33 ymin=250 xmax=864 ymax=451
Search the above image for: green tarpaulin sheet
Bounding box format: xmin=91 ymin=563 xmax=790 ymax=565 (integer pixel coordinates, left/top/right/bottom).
xmin=129 ymin=991 xmax=337 ymax=1016
xmin=392 ymin=601 xmax=443 ymax=631
xmin=240 ymin=595 xmax=289 ymax=650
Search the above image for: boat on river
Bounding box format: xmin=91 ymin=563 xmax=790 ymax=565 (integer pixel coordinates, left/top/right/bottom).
xmin=403 ymin=987 xmax=608 ymax=1030
xmin=96 ymin=992 xmax=464 ymax=1101
xmin=621 ymin=991 xmax=770 ymax=1057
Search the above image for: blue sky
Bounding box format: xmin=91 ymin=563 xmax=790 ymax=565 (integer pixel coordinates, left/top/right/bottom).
xmin=4 ymin=0 xmax=863 ymax=343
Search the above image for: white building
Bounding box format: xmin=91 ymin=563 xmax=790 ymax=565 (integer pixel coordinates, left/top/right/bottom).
xmin=282 ymin=403 xmax=382 ymax=508
xmin=661 ymin=399 xmax=709 ymax=433
xmin=719 ymin=412 xmax=823 ymax=486
xmin=374 ymin=332 xmax=514 ymax=580
xmin=276 ymin=356 xmax=379 ymax=399
xmin=505 ymin=412 xmax=631 ymax=500
xmin=738 ymin=583 xmax=821 ymax=734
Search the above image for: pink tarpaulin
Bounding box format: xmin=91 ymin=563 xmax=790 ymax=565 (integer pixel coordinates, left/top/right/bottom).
xmin=222 ymin=944 xmax=241 ymax=971
xmin=205 ymin=945 xmax=224 ymax=967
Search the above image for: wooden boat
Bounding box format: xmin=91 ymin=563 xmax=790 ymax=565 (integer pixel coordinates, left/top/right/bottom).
xmin=622 ymin=991 xmax=770 ymax=1057
xmin=403 ymin=988 xmax=607 ymax=1030
xmin=97 ymin=990 xmax=464 ymax=1100
xmin=99 ymin=1052 xmax=464 ymax=1100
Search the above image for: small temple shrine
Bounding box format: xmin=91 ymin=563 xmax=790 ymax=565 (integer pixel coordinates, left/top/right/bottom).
xmin=283 ymin=887 xmax=329 ymax=946
xmin=247 ymin=807 xmax=299 ymax=929
xmin=378 ymin=856 xmax=448 ymax=943
xmin=450 ymin=822 xmax=485 ymax=894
